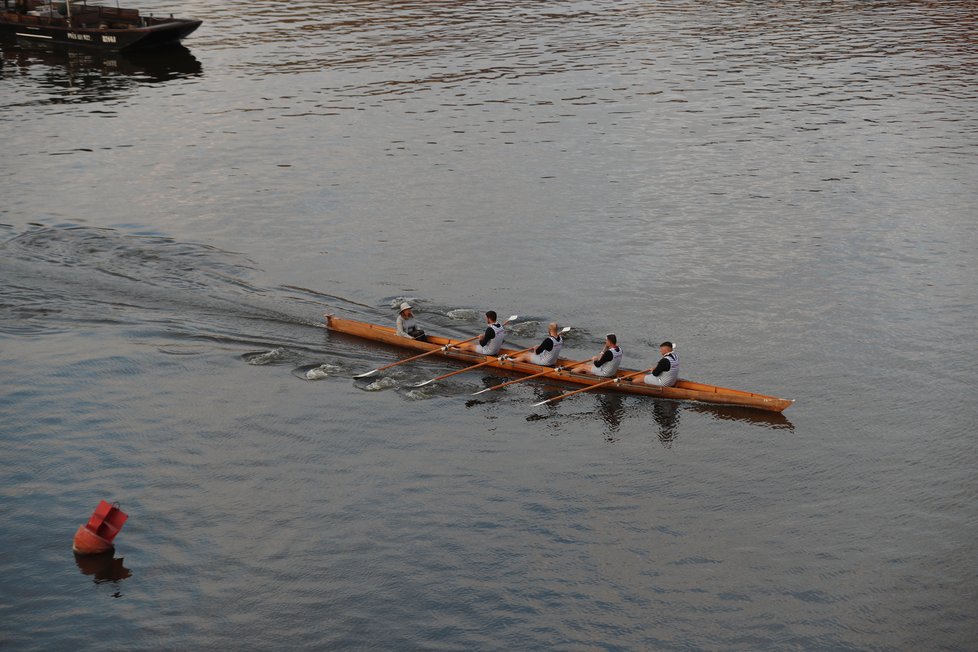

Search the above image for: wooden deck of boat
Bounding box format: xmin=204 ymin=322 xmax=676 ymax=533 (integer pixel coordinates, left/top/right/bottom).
xmin=325 ymin=316 xmax=794 ymax=413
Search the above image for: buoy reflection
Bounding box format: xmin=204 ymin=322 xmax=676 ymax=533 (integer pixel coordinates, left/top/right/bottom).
xmin=74 ymin=551 xmax=131 ymax=597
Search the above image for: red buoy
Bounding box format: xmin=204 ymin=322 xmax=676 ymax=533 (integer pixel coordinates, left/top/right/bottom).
xmin=72 ymin=501 xmax=128 ymax=554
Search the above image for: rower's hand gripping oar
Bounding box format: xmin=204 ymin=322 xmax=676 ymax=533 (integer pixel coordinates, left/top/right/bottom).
xmin=413 ymin=326 xmax=571 ymax=388
xmin=352 ymin=315 xmax=519 ymax=379
xmin=532 ymin=366 xmax=657 ymax=407
xmin=472 ymin=354 xmax=586 ymax=395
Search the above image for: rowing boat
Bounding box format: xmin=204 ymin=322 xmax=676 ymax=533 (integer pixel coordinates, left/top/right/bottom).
xmin=325 ymin=316 xmax=794 ymax=413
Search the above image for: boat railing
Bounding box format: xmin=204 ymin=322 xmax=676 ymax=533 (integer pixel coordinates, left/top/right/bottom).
xmin=71 ymin=6 xmax=140 ymax=27
xmin=2 ymin=12 xmax=57 ymax=25
xmin=79 ymin=5 xmax=140 ymax=21
xmin=3 ymin=4 xmax=139 ymax=26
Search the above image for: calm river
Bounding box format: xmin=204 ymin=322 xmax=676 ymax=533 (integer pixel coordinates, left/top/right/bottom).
xmin=1 ymin=1 xmax=975 ymax=649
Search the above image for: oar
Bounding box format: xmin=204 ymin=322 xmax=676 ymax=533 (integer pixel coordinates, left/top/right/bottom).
xmin=413 ymin=326 xmax=572 ymax=388
xmin=352 ymin=314 xmax=518 ymax=379
xmin=412 ymin=347 xmax=533 ymax=388
xmin=532 ymin=367 xmax=657 ymax=407
xmin=471 ymin=356 xmax=589 ymax=395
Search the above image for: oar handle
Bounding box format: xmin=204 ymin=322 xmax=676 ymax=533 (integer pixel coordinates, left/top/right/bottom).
xmin=371 ymin=333 xmax=482 ymax=373
xmin=476 ymin=358 xmax=591 ymax=394
xmin=553 ymin=359 xmax=594 ymax=374
xmin=533 ymin=367 xmax=657 ymax=407
xmin=421 ymin=344 xmax=536 ymax=384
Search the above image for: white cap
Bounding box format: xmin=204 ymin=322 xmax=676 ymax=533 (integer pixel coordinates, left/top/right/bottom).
xmin=399 ymin=302 xmax=412 ymax=312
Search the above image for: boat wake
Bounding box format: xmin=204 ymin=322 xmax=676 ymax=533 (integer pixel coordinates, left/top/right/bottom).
xmin=0 ymin=224 xmax=361 ymax=351
xmin=0 ymin=224 xmax=793 ymax=429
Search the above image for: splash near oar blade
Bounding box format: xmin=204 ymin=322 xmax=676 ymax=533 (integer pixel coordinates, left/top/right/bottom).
xmin=352 ymin=344 xmax=461 ymax=379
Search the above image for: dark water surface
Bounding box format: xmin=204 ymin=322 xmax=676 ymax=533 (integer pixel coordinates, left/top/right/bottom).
xmin=1 ymin=1 xmax=976 ymax=649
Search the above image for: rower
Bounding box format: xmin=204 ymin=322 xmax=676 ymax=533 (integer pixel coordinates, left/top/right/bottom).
xmin=633 ymin=341 xmax=679 ymax=387
xmin=395 ymin=302 xmax=426 ymax=341
xmin=513 ymin=322 xmax=564 ymax=367
xmin=461 ymin=310 xmax=506 ymax=355
xmin=583 ymin=333 xmax=622 ymax=378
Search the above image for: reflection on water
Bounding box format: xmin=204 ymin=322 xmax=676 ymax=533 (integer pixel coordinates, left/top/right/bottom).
xmin=523 ymin=386 xmax=796 ymax=440
xmin=73 ymin=552 xmax=131 ymax=598
xmin=592 ymin=393 xmax=625 ymax=440
xmin=0 ymin=40 xmax=201 ymax=106
xmin=578 ymin=394 xmax=680 ymax=443
xmin=686 ymin=403 xmax=794 ymax=431
xmin=504 ymin=371 xmax=792 ymax=439
xmin=648 ymin=400 xmax=680 ymax=444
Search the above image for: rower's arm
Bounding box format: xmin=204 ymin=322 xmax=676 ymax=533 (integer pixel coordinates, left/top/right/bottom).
xmin=535 ymin=338 xmax=553 ymax=355
xmin=479 ymin=326 xmax=495 ymax=347
xmin=650 ymin=358 xmax=670 ymax=376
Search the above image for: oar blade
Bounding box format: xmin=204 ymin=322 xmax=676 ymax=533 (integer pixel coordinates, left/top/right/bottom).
xmin=412 ymin=379 xmax=436 ymax=388
xmin=471 ymin=386 xmax=493 ymax=396
xmin=507 ymin=315 xmax=519 ymax=322
xmin=532 ymin=398 xmax=552 ymax=407
xmin=353 ymin=369 xmax=379 ymax=379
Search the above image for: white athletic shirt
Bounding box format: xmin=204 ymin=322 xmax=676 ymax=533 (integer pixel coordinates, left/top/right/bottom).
xmin=530 ymin=335 xmax=563 ymax=367
xmin=476 ymin=322 xmax=506 ymax=355
xmin=590 ymin=346 xmax=622 ymax=377
xmin=659 ymin=351 xmax=679 ymax=386
xmin=644 ymin=351 xmax=679 ymax=387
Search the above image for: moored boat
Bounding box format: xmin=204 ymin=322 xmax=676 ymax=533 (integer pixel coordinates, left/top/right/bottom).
xmin=325 ymin=315 xmax=795 ymax=413
xmin=0 ymin=0 xmax=201 ymax=51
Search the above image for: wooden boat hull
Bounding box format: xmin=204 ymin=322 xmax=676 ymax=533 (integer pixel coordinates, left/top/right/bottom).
xmin=326 ymin=316 xmax=794 ymax=413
